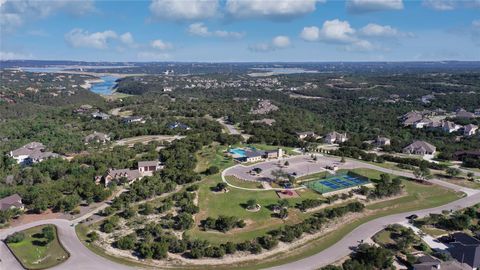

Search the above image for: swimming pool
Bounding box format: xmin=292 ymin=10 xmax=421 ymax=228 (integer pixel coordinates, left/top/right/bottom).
xmin=229 ymin=148 xmax=247 ymax=157
xmin=229 ymin=147 xmax=257 ymax=158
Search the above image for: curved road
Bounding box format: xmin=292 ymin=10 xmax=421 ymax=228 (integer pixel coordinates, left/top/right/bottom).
xmin=1 ymin=156 xmax=478 ymax=270
xmin=0 ymin=219 xmax=131 ymax=270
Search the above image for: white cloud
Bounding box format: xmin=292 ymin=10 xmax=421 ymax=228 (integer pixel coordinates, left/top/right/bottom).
xmin=149 ymin=0 xmax=219 ymax=21
xmin=0 ymin=50 xmax=33 ymax=60
xmin=300 ymin=26 xmax=320 ymax=41
xmin=249 ymin=35 xmax=292 ymax=52
xmin=422 ymin=0 xmax=456 ymax=10
xmin=137 ymin=51 xmax=171 ymax=61
xmin=0 ymin=0 xmax=95 ymax=33
xmin=299 ymin=19 xmax=384 ymax=52
xmin=188 ymin=22 xmax=244 ymax=38
xmin=150 ymin=39 xmax=173 ymax=50
xmin=318 ymin=19 xmax=357 ymax=43
xmin=359 ymin=23 xmax=413 ymax=38
xmin=65 ymin=29 xmax=118 ymax=49
xmin=346 ymin=0 xmax=403 ymax=13
xmin=119 ymin=32 xmax=136 ymax=47
xmin=272 ymin=35 xmax=291 ymax=48
xmin=226 ymin=0 xmax=322 ymax=20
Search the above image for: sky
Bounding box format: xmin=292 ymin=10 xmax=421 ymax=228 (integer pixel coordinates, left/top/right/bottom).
xmin=0 ymin=0 xmax=479 ymax=62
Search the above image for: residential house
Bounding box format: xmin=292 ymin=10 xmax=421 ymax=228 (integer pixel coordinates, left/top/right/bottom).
xmin=162 ymin=87 xmax=173 ymax=92
xmin=448 ymin=233 xmax=480 ymax=270
xmin=138 ymin=161 xmax=163 ymax=176
xmin=413 ymin=255 xmax=470 ymax=270
xmin=414 ymin=118 xmax=433 ymax=129
xmin=168 ymin=121 xmax=190 ymax=130
xmin=9 ymin=142 xmax=59 ymax=165
xmin=100 ymin=168 xmax=142 ymax=187
xmin=0 ymin=194 xmax=24 ymax=211
xmin=456 ymin=109 xmax=476 ymax=119
xmin=402 ymin=111 xmax=423 ymax=126
xmin=375 ymin=136 xmax=391 ymax=147
xmin=442 ymin=121 xmax=462 ymax=133
xmin=324 ymin=132 xmax=348 ymax=144
xmin=122 ymin=116 xmax=144 ymax=124
xmin=297 ymin=131 xmax=317 ymax=140
xmin=454 ymin=150 xmax=480 ymax=161
xmin=475 ymin=109 xmax=480 ymax=117
xmin=403 ymin=141 xmax=436 ymax=157
xmin=84 ymin=132 xmax=110 ymax=144
xmin=91 ymin=112 xmax=110 ymax=120
xmin=464 ymin=124 xmax=479 ymax=136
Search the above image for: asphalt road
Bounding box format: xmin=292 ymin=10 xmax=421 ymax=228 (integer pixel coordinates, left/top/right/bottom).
xmin=0 ymin=219 xmax=132 ymax=270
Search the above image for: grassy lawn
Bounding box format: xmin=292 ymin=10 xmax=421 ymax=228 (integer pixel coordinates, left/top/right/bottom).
xmin=187 ymin=173 xmax=316 ymax=244
xmin=250 ymin=144 xmax=298 ymax=156
xmin=6 ymin=225 xmax=69 ymax=270
xmin=434 ymin=174 xmax=480 ymax=189
xmin=225 ymin=176 xmax=264 ymax=189
xmin=349 ymin=168 xmax=464 ymax=212
xmin=421 ymin=226 xmax=448 ymax=237
xmin=195 ymin=143 xmax=234 ymax=173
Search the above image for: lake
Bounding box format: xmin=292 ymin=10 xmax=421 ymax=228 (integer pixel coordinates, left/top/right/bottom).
xmin=19 ymin=66 xmax=118 ymax=95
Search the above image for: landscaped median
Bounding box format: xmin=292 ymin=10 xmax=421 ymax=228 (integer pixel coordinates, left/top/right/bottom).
xmin=5 ymin=224 xmax=69 ymax=270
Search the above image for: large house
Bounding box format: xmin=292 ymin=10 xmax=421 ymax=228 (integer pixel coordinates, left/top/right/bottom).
xmin=138 ymin=161 xmax=163 ymax=176
xmin=96 ymin=160 xmax=163 ymax=186
xmin=297 ymin=131 xmax=318 ymax=140
xmin=91 ymin=112 xmax=110 ymax=120
xmin=9 ymin=142 xmax=59 ymax=165
xmin=122 ymin=116 xmax=144 ymax=124
xmin=454 ymin=150 xmax=480 ymax=161
xmin=84 ymin=132 xmax=110 ymax=144
xmin=413 ymin=255 xmax=470 ymax=270
xmin=0 ymin=194 xmax=24 ymax=211
xmin=464 ymin=124 xmax=479 ymax=136
xmin=375 ymin=136 xmax=391 ymax=147
xmin=448 ymin=233 xmax=480 ymax=270
xmin=324 ymin=132 xmax=348 ymax=144
xmin=442 ymin=121 xmax=462 ymax=133
xmin=456 ymin=109 xmax=476 ymax=119
xmin=402 ymin=141 xmax=436 ymax=157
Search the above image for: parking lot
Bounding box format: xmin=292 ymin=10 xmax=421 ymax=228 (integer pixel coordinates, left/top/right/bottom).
xmin=224 ymin=154 xmax=346 ymax=182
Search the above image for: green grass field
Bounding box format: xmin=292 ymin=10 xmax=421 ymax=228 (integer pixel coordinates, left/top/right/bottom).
xmin=7 ymin=225 xmax=69 ymax=270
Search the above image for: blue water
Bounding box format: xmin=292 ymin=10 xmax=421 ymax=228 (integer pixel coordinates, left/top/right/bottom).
xmin=90 ymin=76 xmax=118 ymax=95
xmin=18 ymin=66 xmax=117 ymax=95
xmin=229 ymin=148 xmax=247 ymax=157
xmin=251 ymin=68 xmax=318 ymax=75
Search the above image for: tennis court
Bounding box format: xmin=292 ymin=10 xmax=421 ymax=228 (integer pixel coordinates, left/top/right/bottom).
xmin=305 ymin=173 xmax=370 ymax=194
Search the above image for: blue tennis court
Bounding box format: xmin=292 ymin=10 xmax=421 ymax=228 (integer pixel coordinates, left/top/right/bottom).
xmin=305 ymin=173 xmax=370 ymax=194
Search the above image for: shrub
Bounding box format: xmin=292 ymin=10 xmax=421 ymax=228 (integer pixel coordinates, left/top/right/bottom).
xmin=5 ymin=232 xmax=25 ymax=243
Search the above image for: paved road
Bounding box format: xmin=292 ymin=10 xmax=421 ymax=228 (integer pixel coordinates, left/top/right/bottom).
xmin=267 ymin=190 xmax=480 ymax=270
xmin=0 ymin=219 xmax=132 ymax=270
